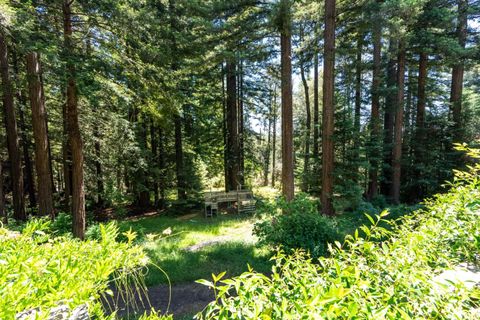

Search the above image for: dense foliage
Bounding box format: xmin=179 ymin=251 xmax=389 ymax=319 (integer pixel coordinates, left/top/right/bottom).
xmin=254 ymin=194 xmax=342 ymax=257
xmin=197 ymin=145 xmax=480 ymax=319
xmin=253 ymin=193 xmax=417 ymax=257
xmin=0 ymin=221 xmax=150 ymax=319
xmin=0 ymin=0 xmax=478 ymax=236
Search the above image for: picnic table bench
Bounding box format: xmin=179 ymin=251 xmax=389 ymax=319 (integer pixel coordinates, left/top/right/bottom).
xmin=204 ymin=189 xmax=256 ymax=217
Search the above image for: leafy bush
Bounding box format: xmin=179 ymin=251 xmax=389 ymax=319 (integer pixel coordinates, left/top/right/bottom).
xmin=333 ymin=180 xmax=364 ymax=213
xmin=50 ymin=211 xmax=73 ymax=235
xmin=253 ymin=194 xmax=341 ymax=257
xmin=0 ymin=220 xmax=149 ymax=319
xmin=197 ymin=145 xmax=480 ymax=319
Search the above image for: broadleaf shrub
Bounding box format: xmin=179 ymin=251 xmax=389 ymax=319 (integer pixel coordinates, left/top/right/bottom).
xmin=254 ymin=194 xmax=341 ymax=257
xmin=0 ymin=221 xmax=150 ymax=319
xmin=198 ymin=145 xmax=480 ymax=319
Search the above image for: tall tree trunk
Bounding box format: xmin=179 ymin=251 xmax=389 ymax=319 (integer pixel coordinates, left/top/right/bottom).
xmin=321 ymin=0 xmax=336 ymax=216
xmin=367 ymin=22 xmax=382 ymax=200
xmin=263 ymin=95 xmax=272 ymax=186
xmin=39 ymin=68 xmax=56 ymax=195
xmin=238 ymin=59 xmax=245 ymax=187
xmin=13 ymin=53 xmax=37 ymax=209
xmin=271 ymin=86 xmax=277 ymax=188
xmin=222 ymin=64 xmax=228 ymax=190
xmin=150 ymin=121 xmax=159 ymax=207
xmin=169 ymin=0 xmax=187 ymax=200
xmin=158 ymin=127 xmax=166 ymax=209
xmin=62 ymin=100 xmax=72 ymax=209
xmin=13 ymin=68 xmax=37 ymax=208
xmin=413 ymin=51 xmax=427 ymax=200
xmin=26 ymin=52 xmax=54 ymax=218
xmin=354 ymin=34 xmax=362 ymax=164
xmin=300 ymin=59 xmax=311 ymax=192
xmin=174 ymin=115 xmax=187 ymax=200
xmin=313 ymin=53 xmax=320 ymax=164
xmin=63 ymin=0 xmax=85 ymax=239
xmin=0 ymin=159 xmax=5 ymax=224
xmin=18 ymin=98 xmax=37 ymax=209
xmin=450 ymin=0 xmax=468 ymax=142
xmin=0 ymin=32 xmax=26 ymax=221
xmin=381 ymin=39 xmax=397 ymax=197
xmin=416 ymin=52 xmax=427 ymax=132
xmin=226 ymin=60 xmax=240 ymax=191
xmin=391 ymin=42 xmax=406 ymax=204
xmin=93 ymin=113 xmax=104 ymax=207
xmin=280 ymin=1 xmax=294 ymax=202
xmin=136 ymin=114 xmax=150 ymax=207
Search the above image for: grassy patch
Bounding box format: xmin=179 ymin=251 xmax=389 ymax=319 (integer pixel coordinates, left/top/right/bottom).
xmin=120 ymin=212 xmax=273 ymax=286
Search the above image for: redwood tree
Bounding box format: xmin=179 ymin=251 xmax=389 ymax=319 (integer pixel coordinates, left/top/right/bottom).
xmin=26 ymin=52 xmax=54 ymax=217
xmin=321 ymin=0 xmax=336 ymax=216
xmin=391 ymin=42 xmax=406 ymax=204
xmin=299 ymin=46 xmax=311 ymax=192
xmin=450 ymin=0 xmax=468 ymax=142
xmin=0 ymin=32 xmax=26 ymax=220
xmin=367 ymin=17 xmax=382 ymax=200
xmin=225 ymin=60 xmax=240 ymax=192
xmin=63 ymin=0 xmax=85 ymax=239
xmin=279 ymin=0 xmax=294 ymax=202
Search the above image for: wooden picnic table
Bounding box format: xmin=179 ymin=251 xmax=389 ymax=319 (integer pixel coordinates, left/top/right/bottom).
xmin=204 ymin=189 xmax=255 ymax=217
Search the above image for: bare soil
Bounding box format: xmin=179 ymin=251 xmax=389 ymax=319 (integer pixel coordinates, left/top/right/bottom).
xmin=106 ymin=282 xmax=214 ymax=319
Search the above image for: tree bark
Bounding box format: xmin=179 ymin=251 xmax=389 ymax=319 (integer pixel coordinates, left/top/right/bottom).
xmin=321 ymin=0 xmax=336 ymax=216
xmin=136 ymin=115 xmax=150 ymax=208
xmin=313 ymin=53 xmax=320 ymax=164
xmin=174 ymin=115 xmax=187 ymax=200
xmin=26 ymin=52 xmax=54 ymax=218
xmin=280 ymin=4 xmax=294 ymax=202
xmin=12 ymin=53 xmax=37 ymax=209
xmin=271 ymin=86 xmax=277 ymax=188
xmin=0 ymin=32 xmax=26 ymax=221
xmin=226 ymin=60 xmax=240 ymax=191
xmin=300 ymin=59 xmax=311 ymax=192
xmin=158 ymin=127 xmax=166 ymax=209
xmin=169 ymin=0 xmax=187 ymax=200
xmin=391 ymin=42 xmax=406 ymax=204
xmin=416 ymin=52 xmax=427 ymax=132
xmin=93 ymin=115 xmax=104 ymax=207
xmin=150 ymin=120 xmax=159 ymax=207
xmin=354 ymin=34 xmax=362 ymax=157
xmin=0 ymin=159 xmax=5 ymax=224
xmin=238 ymin=59 xmax=245 ymax=187
xmin=381 ymin=39 xmax=397 ymax=197
xmin=62 ymin=99 xmax=72 ymax=209
xmin=450 ymin=0 xmax=468 ymax=142
xmin=367 ymin=22 xmax=382 ymax=200
xmin=263 ymin=95 xmax=272 ymax=187
xmin=63 ymin=0 xmax=85 ymax=239
xmin=222 ymin=64 xmax=228 ymax=190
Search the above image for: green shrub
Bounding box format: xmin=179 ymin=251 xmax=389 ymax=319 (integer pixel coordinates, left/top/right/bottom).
xmin=333 ymin=180 xmax=364 ymax=213
xmin=197 ymin=145 xmax=480 ymax=319
xmin=50 ymin=212 xmax=73 ymax=235
xmin=0 ymin=220 xmax=149 ymax=319
xmin=253 ymin=194 xmax=341 ymax=257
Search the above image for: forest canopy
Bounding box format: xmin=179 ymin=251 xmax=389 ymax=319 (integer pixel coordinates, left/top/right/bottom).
xmin=0 ymin=0 xmax=479 ymax=238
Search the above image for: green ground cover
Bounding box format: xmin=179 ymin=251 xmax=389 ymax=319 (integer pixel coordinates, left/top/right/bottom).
xmin=120 ymin=212 xmax=273 ymax=286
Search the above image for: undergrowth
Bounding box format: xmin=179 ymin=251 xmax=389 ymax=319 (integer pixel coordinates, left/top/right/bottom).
xmin=0 ymin=220 xmax=169 ymax=319
xmin=196 ymin=144 xmax=480 ymax=319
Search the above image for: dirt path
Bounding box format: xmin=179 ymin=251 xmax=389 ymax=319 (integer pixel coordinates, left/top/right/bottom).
xmin=107 ymin=282 xmax=214 ymax=319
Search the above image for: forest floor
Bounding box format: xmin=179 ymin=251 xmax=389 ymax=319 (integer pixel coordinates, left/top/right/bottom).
xmin=115 ymin=208 xmax=273 ymax=319
xmin=112 ymin=187 xmax=416 ymax=318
